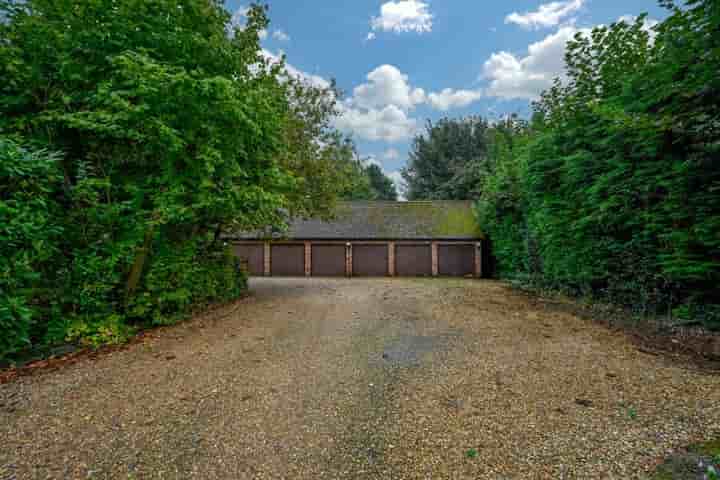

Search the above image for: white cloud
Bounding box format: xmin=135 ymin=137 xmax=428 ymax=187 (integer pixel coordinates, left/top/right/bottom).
xmin=261 ymin=49 xmax=331 ymax=89
xmin=351 ymin=66 xmax=482 ymax=113
xmin=387 ymin=171 xmax=407 ymax=201
xmin=370 ymin=0 xmax=433 ymax=35
xmin=360 ymin=156 xmax=407 ymax=200
xmin=228 ymin=6 xmax=268 ymax=40
xmin=382 ymin=148 xmax=400 ymax=160
xmin=353 ymin=65 xmax=426 ymax=111
xmin=272 ymin=29 xmax=290 ymax=41
xmin=427 ymin=88 xmax=483 ymax=111
xmin=334 ymin=65 xmax=422 ymax=142
xmin=229 ymin=6 xmax=249 ymax=30
xmin=335 ymin=64 xmax=485 ymax=141
xmin=483 ymin=13 xmax=659 ymax=100
xmin=362 ymin=154 xmax=383 ymax=168
xmin=482 ymin=26 xmax=585 ymax=100
xmin=334 ymin=104 xmax=418 ymax=143
xmin=366 ymin=32 xmax=377 ymax=42
xmin=617 ymin=15 xmax=660 ymax=40
xmin=505 ymin=0 xmax=584 ymax=30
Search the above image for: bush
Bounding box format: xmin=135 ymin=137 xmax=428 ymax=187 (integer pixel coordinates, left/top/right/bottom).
xmin=477 ymin=2 xmax=720 ymax=329
xmin=0 ymin=139 xmax=63 ymax=356
xmin=0 ymin=0 xmax=345 ymax=360
xmin=0 ymin=137 xmax=250 ymax=356
xmin=127 ymin=238 xmax=246 ymax=327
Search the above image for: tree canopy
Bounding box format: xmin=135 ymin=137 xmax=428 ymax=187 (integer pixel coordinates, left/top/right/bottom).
xmin=477 ymin=0 xmax=719 ymax=328
xmin=366 ymin=163 xmax=398 ymax=201
xmin=0 ymin=0 xmax=365 ymax=357
xmin=397 ymin=0 xmax=718 ymax=329
xmin=402 ymin=117 xmax=491 ymax=200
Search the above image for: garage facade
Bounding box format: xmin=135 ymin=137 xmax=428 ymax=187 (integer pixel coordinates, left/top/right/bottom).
xmin=230 ymin=201 xmax=483 ymax=278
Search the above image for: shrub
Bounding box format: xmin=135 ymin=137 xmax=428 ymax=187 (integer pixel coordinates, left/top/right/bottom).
xmin=477 ymin=3 xmax=720 ymax=329
xmin=0 ymin=139 xmax=63 ymax=356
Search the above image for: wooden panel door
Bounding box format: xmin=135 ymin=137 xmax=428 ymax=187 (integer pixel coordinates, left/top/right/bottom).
xmin=395 ymin=244 xmax=432 ymax=277
xmin=352 ymin=244 xmax=389 ymax=277
xmin=438 ymin=244 xmax=475 ymax=277
xmin=271 ymin=244 xmax=305 ymax=276
xmin=311 ymin=244 xmax=347 ymax=277
xmin=232 ymin=243 xmax=265 ymax=276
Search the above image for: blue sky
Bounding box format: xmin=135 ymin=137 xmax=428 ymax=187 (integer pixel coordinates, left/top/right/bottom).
xmin=228 ymin=1 xmax=667 ymax=191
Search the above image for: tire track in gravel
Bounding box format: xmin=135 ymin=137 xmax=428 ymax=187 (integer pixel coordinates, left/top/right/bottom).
xmin=323 ymin=280 xmax=466 ymax=479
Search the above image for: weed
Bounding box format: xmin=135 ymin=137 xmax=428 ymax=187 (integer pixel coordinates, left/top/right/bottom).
xmin=628 ymin=407 xmax=638 ymax=420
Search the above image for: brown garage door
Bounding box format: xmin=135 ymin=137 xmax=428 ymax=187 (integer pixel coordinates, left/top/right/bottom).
xmin=312 ymin=244 xmax=346 ymax=277
xmin=395 ymin=244 xmax=432 ymax=276
xmin=352 ymin=244 xmax=388 ymax=277
xmin=232 ymin=243 xmax=264 ymax=276
xmin=271 ymin=244 xmax=305 ymax=276
xmin=438 ymin=244 xmax=475 ymax=277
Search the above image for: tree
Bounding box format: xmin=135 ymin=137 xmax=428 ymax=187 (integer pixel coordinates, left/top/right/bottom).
xmin=366 ymin=164 xmax=398 ymax=201
xmin=327 ymin=134 xmax=374 ymax=201
xmin=477 ymin=0 xmax=720 ymax=328
xmin=402 ymin=117 xmax=490 ymax=200
xmin=0 ymin=140 xmax=63 ymax=356
xmin=0 ymin=0 xmax=351 ymax=354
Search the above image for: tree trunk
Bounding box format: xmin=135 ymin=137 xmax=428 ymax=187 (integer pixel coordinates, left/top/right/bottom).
xmin=124 ymin=224 xmax=155 ymax=304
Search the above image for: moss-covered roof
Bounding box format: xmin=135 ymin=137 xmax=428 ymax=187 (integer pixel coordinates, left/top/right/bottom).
xmin=235 ymin=201 xmax=483 ymax=240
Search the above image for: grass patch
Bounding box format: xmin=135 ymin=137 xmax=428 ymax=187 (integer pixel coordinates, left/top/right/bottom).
xmin=465 ymin=448 xmax=479 ymax=459
xmin=650 ymin=439 xmax=720 ymax=480
xmin=688 ymin=439 xmax=720 ymax=457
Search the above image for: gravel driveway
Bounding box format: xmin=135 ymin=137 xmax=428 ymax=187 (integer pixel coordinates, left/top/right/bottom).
xmin=1 ymin=278 xmax=719 ymax=479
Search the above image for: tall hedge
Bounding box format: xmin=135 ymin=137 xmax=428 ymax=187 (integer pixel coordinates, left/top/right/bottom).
xmin=0 ymin=140 xmax=63 ymax=356
xmin=477 ymin=1 xmax=720 ymax=328
xmin=0 ymin=0 xmax=344 ymax=358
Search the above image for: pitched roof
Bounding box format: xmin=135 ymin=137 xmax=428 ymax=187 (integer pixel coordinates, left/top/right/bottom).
xmin=233 ymin=201 xmax=483 ymax=240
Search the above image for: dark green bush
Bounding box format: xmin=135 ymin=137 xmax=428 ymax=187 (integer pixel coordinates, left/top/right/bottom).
xmin=127 ymin=238 xmax=246 ymax=327
xmin=0 ymin=140 xmax=63 ymax=356
xmin=0 ymin=0 xmax=342 ymax=360
xmin=477 ymin=1 xmax=720 ymax=329
xmin=0 ymin=137 xmax=250 ymax=355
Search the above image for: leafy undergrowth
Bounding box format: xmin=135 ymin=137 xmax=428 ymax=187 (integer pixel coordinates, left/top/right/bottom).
xmin=0 ymin=295 xmax=249 ymax=384
xmin=507 ymin=280 xmax=720 ymax=372
xmin=651 ymin=440 xmax=720 ymax=480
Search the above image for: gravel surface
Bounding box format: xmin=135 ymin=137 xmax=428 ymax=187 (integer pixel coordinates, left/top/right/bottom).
xmin=1 ymin=278 xmax=718 ymax=479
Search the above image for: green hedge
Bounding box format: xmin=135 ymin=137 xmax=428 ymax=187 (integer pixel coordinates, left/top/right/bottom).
xmin=477 ymin=2 xmax=720 ymax=329
xmin=0 ymin=139 xmax=248 ymax=357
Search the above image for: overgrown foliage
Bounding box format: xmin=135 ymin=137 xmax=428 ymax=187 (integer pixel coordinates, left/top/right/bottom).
xmin=402 ymin=117 xmax=491 ymax=200
xmin=0 ymin=141 xmax=63 ymax=356
xmin=366 ymin=163 xmax=398 ymax=201
xmin=321 ymin=136 xmax=398 ymax=201
xmin=477 ymin=0 xmax=720 ymax=329
xmin=0 ymin=0 xmax=357 ymax=358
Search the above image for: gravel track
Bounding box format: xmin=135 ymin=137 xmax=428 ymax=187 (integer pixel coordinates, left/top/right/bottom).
xmin=1 ymin=278 xmax=718 ymax=479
